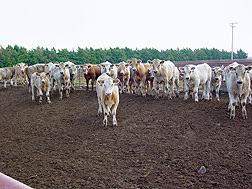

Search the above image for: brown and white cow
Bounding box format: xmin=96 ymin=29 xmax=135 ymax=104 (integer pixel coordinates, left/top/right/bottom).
xmin=30 ymin=72 xmax=51 ymax=104
xmin=127 ymin=58 xmax=149 ymax=97
xmin=210 ymin=66 xmax=224 ymax=101
xmin=226 ymin=64 xmax=252 ymax=119
xmin=82 ymin=64 xmax=101 ymax=91
xmin=117 ymin=61 xmax=130 ymax=94
xmin=148 ymin=59 xmax=177 ymax=99
xmin=13 ymin=63 xmax=28 ymax=86
xmin=26 ymin=64 xmax=47 ymax=87
xmin=96 ymin=73 xmax=120 ymax=127
xmin=0 ymin=67 xmax=15 ymax=88
xmin=65 ymin=61 xmax=77 ymax=91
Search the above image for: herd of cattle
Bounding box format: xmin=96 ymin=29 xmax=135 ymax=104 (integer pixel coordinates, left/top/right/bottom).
xmin=0 ymin=58 xmax=252 ymax=123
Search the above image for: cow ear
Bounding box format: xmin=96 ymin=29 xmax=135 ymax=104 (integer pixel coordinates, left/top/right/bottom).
xmin=97 ymin=80 xmax=104 ymax=85
xmin=55 ymin=64 xmax=59 ymax=67
xmin=127 ymin=60 xmax=132 ymax=63
xmin=211 ymin=68 xmax=215 ymax=71
xmin=36 ymin=72 xmax=40 ymax=76
xmin=17 ymin=64 xmax=20 ymax=66
xmin=137 ymin=59 xmax=142 ymax=63
xmin=179 ymin=67 xmax=184 ymax=72
xmin=113 ymin=79 xmax=120 ymax=84
xmin=191 ymin=66 xmax=196 ymax=71
xmin=46 ymin=72 xmax=50 ymax=77
xmin=245 ymin=66 xmax=252 ymax=72
xmin=147 ymin=60 xmax=151 ymax=64
xmin=160 ymin=60 xmax=165 ymax=64
xmin=110 ymin=64 xmax=114 ymax=68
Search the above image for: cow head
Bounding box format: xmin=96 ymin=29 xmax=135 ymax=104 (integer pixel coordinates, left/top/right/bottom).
xmin=118 ymin=62 xmax=128 ymax=76
xmin=97 ymin=78 xmax=120 ymax=96
xmin=39 ymin=72 xmax=50 ymax=84
xmin=127 ymin=58 xmax=141 ymax=72
xmin=99 ymin=61 xmax=112 ymax=75
xmin=212 ymin=66 xmax=224 ymax=81
xmin=55 ymin=62 xmax=66 ymax=75
xmin=179 ymin=65 xmax=196 ymax=80
xmin=149 ymin=59 xmax=165 ymax=74
xmin=229 ymin=64 xmax=251 ymax=85
xmin=17 ymin=63 xmax=28 ymax=74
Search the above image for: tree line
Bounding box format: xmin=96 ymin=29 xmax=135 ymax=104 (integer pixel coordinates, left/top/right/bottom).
xmin=0 ymin=45 xmax=248 ymax=68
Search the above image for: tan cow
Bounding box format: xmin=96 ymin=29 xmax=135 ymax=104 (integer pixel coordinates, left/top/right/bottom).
xmin=210 ymin=66 xmax=224 ymax=101
xmin=0 ymin=67 xmax=15 ymax=88
xmin=96 ymin=73 xmax=120 ymax=127
xmin=82 ymin=64 xmax=101 ymax=91
xmin=30 ymin=72 xmax=51 ymax=104
xmin=127 ymin=58 xmax=149 ymax=97
xmin=117 ymin=61 xmax=130 ymax=94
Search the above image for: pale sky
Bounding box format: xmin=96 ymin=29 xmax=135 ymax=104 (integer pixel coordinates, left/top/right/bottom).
xmin=1 ymin=0 xmax=252 ymax=57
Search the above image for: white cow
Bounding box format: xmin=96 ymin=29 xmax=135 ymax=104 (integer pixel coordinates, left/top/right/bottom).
xmin=65 ymin=61 xmax=77 ymax=91
xmin=210 ymin=66 xmax=224 ymax=101
xmin=248 ymin=66 xmax=252 ymax=104
xmin=109 ymin=64 xmax=118 ymax=79
xmin=226 ymin=64 xmax=251 ymax=119
xmin=222 ymin=62 xmax=239 ymax=82
xmin=30 ymin=72 xmax=51 ymax=104
xmin=96 ymin=73 xmax=120 ymax=127
xmin=148 ymin=59 xmax=177 ymax=99
xmin=0 ymin=67 xmax=15 ymax=88
xmin=99 ymin=61 xmax=112 ymax=75
xmin=53 ymin=62 xmax=71 ymax=100
xmin=13 ymin=63 xmax=28 ymax=86
xmin=179 ymin=63 xmax=211 ymax=102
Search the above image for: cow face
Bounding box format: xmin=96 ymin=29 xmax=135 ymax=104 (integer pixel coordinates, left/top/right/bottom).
xmin=39 ymin=72 xmax=50 ymax=84
xmin=100 ymin=61 xmax=112 ymax=75
xmin=229 ymin=64 xmax=251 ymax=85
xmin=212 ymin=66 xmax=223 ymax=81
xmin=180 ymin=65 xmax=196 ymax=80
xmin=98 ymin=78 xmax=120 ymax=96
xmin=150 ymin=59 xmax=165 ymax=74
xmin=148 ymin=67 xmax=155 ymax=80
xmin=118 ymin=62 xmax=127 ymax=76
xmin=55 ymin=62 xmax=66 ymax=75
xmin=127 ymin=58 xmax=141 ymax=71
xmin=17 ymin=63 xmax=28 ymax=74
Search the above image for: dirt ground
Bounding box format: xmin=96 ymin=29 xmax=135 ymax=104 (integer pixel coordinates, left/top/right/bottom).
xmin=0 ymin=85 xmax=251 ymax=188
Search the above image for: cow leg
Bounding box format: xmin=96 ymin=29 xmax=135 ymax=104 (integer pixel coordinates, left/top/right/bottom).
xmin=184 ymin=83 xmax=189 ymax=100
xmin=140 ymin=81 xmax=146 ymax=97
xmin=201 ymin=84 xmax=206 ymax=100
xmin=193 ymin=85 xmax=199 ymax=102
xmin=241 ymin=97 xmax=247 ymax=119
xmin=31 ymin=85 xmax=35 ymax=101
xmin=154 ymin=80 xmax=159 ymax=99
xmin=111 ymin=103 xmax=118 ymax=127
xmin=230 ymin=100 xmax=236 ymax=119
xmin=248 ymin=89 xmax=252 ymax=105
xmin=46 ymin=89 xmax=51 ymax=104
xmin=3 ymin=80 xmax=7 ymax=88
xmin=86 ymin=79 xmax=89 ymax=91
xmin=205 ymin=81 xmax=211 ymax=100
xmin=58 ymin=84 xmax=63 ymax=100
xmin=9 ymin=79 xmax=13 ymax=87
xmin=215 ymin=84 xmax=220 ymax=101
xmin=38 ymin=88 xmax=43 ymax=104
xmin=169 ymin=79 xmax=175 ymax=99
xmin=102 ymin=104 xmax=109 ymax=127
xmin=97 ymin=96 xmax=102 ymax=116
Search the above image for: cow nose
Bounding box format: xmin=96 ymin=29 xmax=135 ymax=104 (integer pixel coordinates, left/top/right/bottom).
xmin=215 ymin=78 xmax=219 ymax=81
xmin=151 ymin=76 xmax=154 ymax=80
xmin=132 ymin=68 xmax=136 ymax=71
xmin=120 ymin=72 xmax=124 ymax=75
xmin=105 ymin=92 xmax=112 ymax=96
xmin=237 ymin=81 xmax=243 ymax=84
xmin=154 ymin=70 xmax=158 ymax=74
xmin=60 ymin=72 xmax=63 ymax=74
xmin=185 ymin=77 xmax=189 ymax=80
xmin=41 ymin=80 xmax=45 ymax=83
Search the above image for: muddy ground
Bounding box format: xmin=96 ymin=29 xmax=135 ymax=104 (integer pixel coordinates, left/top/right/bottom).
xmin=0 ymin=85 xmax=251 ymax=188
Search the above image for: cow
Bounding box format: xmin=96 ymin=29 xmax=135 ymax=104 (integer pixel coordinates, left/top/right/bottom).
xmin=109 ymin=64 xmax=118 ymax=79
xmin=144 ymin=63 xmax=155 ymax=96
xmin=179 ymin=63 xmax=211 ymax=102
xmin=148 ymin=59 xmax=177 ymax=99
xmin=13 ymin=63 xmax=28 ymax=86
xmin=26 ymin=63 xmax=47 ymax=88
xmin=127 ymin=58 xmax=149 ymax=97
xmin=30 ymin=72 xmax=51 ymax=104
xmin=65 ymin=61 xmax=77 ymax=91
xmin=96 ymin=73 xmax=120 ymax=127
xmin=222 ymin=62 xmax=239 ymax=82
xmin=99 ymin=61 xmax=112 ymax=75
xmin=210 ymin=66 xmax=224 ymax=101
xmin=225 ymin=64 xmax=252 ymax=119
xmin=53 ymin=62 xmax=71 ymax=100
xmin=117 ymin=62 xmax=130 ymax=94
xmin=82 ymin=64 xmax=101 ymax=91
xmin=248 ymin=65 xmax=252 ymax=104
xmin=0 ymin=67 xmax=15 ymax=88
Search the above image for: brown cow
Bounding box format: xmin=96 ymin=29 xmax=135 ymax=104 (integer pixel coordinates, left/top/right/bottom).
xmin=127 ymin=58 xmax=149 ymax=97
xmin=0 ymin=67 xmax=15 ymax=88
xmin=82 ymin=64 xmax=101 ymax=91
xmin=117 ymin=61 xmax=130 ymax=94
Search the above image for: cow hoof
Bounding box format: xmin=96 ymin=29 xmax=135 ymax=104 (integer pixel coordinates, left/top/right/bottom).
xmin=48 ymin=101 xmax=51 ymax=104
xmin=39 ymin=101 xmax=42 ymax=104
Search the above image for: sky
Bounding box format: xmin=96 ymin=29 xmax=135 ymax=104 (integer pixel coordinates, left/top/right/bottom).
xmin=1 ymin=0 xmax=252 ymax=57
